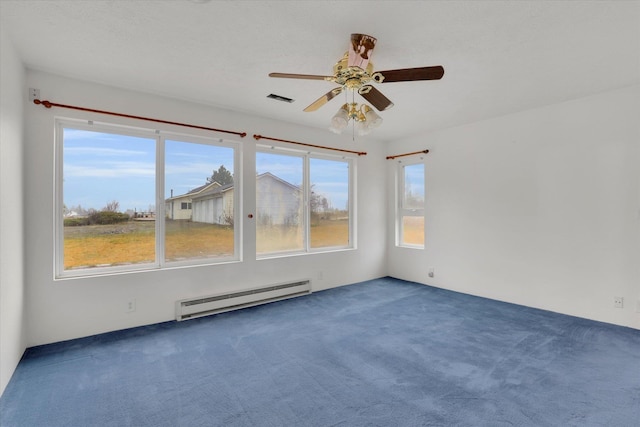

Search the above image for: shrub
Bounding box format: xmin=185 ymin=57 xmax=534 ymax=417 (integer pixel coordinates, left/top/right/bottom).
xmin=64 ymin=217 xmax=89 ymax=227
xmin=222 ymin=212 xmax=234 ymax=227
xmin=87 ymin=211 xmax=130 ymax=225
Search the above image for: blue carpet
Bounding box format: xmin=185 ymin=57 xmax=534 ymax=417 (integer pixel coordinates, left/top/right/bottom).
xmin=1 ymin=277 xmax=639 ymax=426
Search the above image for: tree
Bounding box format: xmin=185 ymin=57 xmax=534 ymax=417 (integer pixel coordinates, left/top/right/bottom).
xmin=310 ymin=185 xmax=329 ymax=225
xmin=86 ymin=200 xmax=129 ymax=225
xmin=310 ymin=192 xmax=328 ymax=214
xmin=103 ymin=200 xmax=120 ymax=212
xmin=207 ymin=165 xmax=233 ymax=186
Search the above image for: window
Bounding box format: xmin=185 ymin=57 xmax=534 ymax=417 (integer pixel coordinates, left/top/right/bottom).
xmin=256 ymin=148 xmax=353 ymax=256
xmin=256 ymin=151 xmax=304 ymax=254
xmin=164 ymin=139 xmax=237 ymax=263
xmin=56 ymin=119 xmax=239 ymax=278
xmin=309 ymin=157 xmax=350 ymax=249
xmin=397 ymin=161 xmax=425 ymax=248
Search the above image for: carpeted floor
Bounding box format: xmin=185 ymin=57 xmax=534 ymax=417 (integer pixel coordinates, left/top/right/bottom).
xmin=1 ymin=277 xmax=639 ymax=426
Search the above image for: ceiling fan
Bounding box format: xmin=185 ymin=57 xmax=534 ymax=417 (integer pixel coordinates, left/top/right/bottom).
xmin=269 ymin=33 xmax=444 ymax=134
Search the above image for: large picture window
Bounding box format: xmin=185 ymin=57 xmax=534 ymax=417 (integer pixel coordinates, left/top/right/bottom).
xmin=397 ymin=161 xmax=425 ymax=248
xmin=56 ymin=119 xmax=239 ymax=278
xmin=256 ymin=148 xmax=354 ymax=256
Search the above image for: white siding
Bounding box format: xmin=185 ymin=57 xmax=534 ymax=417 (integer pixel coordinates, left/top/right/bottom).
xmin=256 ymin=175 xmax=301 ymax=226
xmin=166 ymin=196 xmax=192 ymax=220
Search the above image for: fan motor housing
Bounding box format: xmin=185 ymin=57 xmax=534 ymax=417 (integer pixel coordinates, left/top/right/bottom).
xmin=333 ymin=54 xmax=377 ymax=89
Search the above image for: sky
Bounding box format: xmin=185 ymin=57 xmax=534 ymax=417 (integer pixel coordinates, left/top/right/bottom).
xmin=63 ymin=129 xmax=156 ymax=213
xmin=403 ymin=163 xmax=425 ymax=202
xmin=63 ymin=128 xmax=351 ymax=213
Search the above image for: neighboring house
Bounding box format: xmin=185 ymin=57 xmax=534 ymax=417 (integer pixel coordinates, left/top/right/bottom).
xmin=165 ymin=181 xmax=221 ymax=220
xmin=165 ymin=172 xmax=301 ymax=226
xmin=256 ymin=172 xmax=301 ymax=226
xmin=191 ymin=182 xmax=234 ymax=225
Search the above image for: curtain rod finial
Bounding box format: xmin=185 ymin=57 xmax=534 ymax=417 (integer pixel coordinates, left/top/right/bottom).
xmin=33 ymin=99 xmax=52 ymax=108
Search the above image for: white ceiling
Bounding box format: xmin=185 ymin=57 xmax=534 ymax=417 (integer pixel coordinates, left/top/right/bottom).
xmin=1 ymin=0 xmax=639 ymax=142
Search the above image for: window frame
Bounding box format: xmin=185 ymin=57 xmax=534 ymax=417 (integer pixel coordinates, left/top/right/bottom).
xmin=396 ymin=157 xmax=425 ymax=249
xmin=255 ymin=145 xmax=356 ymax=258
xmin=54 ymin=118 xmax=241 ymax=279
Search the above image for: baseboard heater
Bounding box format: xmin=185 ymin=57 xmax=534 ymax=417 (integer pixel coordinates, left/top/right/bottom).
xmin=176 ymin=279 xmax=312 ymax=321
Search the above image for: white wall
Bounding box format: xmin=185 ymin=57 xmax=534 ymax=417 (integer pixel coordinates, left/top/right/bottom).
xmin=23 ymin=70 xmax=387 ymax=347
xmin=387 ymin=85 xmax=640 ymax=330
xmin=0 ymin=30 xmax=26 ymax=395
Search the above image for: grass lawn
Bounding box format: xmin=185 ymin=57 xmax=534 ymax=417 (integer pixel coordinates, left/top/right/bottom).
xmin=64 ymin=220 xmax=234 ymax=269
xmin=64 ymin=222 xmax=156 ymax=268
xmin=402 ymin=216 xmax=425 ymax=246
xmin=63 ymin=217 xmax=424 ymax=270
xmin=64 ymin=219 xmax=350 ymax=270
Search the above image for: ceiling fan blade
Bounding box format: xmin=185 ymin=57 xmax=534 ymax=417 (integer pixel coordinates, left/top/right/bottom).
xmin=348 ymin=33 xmax=377 ymax=69
xmin=303 ymin=87 xmax=343 ymax=112
xmin=269 ymin=72 xmax=332 ymax=81
xmin=377 ymin=66 xmax=444 ymax=83
xmin=359 ymin=85 xmax=394 ymax=111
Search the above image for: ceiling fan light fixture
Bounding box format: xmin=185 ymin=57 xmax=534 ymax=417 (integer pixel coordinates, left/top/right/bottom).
xmin=329 ymin=104 xmax=349 ymax=134
xmin=362 ymin=105 xmax=383 ymax=128
xmin=330 ymin=102 xmax=381 ymax=136
xmin=356 ymin=120 xmax=371 ymax=136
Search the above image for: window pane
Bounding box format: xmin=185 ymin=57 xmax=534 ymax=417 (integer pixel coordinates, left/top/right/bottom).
xmin=165 ymin=140 xmax=235 ymax=262
xmin=402 ymin=216 xmax=424 ymax=246
xmin=310 ymin=158 xmax=349 ymax=248
xmin=62 ymin=128 xmax=156 ymax=270
xmin=403 ymin=163 xmax=424 ymax=209
xmin=399 ymin=162 xmax=425 ymax=248
xmin=256 ymin=152 xmax=303 ymax=254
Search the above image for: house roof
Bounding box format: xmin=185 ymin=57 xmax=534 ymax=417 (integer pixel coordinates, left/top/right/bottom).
xmin=168 ymin=173 xmax=298 ymax=202
xmin=257 ymin=172 xmax=300 ymax=192
xmin=165 ymin=181 xmax=221 ymax=202
xmin=191 ymin=182 xmax=234 ymax=201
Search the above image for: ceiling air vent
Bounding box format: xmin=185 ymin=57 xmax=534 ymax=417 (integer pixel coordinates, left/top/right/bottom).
xmin=267 ymin=93 xmax=294 ymax=103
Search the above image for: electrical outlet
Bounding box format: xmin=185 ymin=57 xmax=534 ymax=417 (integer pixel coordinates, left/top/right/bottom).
xmin=29 ymin=88 xmax=40 ymax=102
xmin=428 ymin=267 xmax=434 ymax=278
xmin=125 ymin=299 xmax=136 ymax=313
xmin=613 ymin=296 xmax=623 ymax=309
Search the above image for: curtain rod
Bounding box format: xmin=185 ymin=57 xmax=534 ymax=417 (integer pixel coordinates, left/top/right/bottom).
xmin=33 ymin=99 xmax=247 ymax=138
xmin=253 ymin=134 xmax=367 ymax=156
xmin=386 ymin=149 xmax=429 ymax=160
